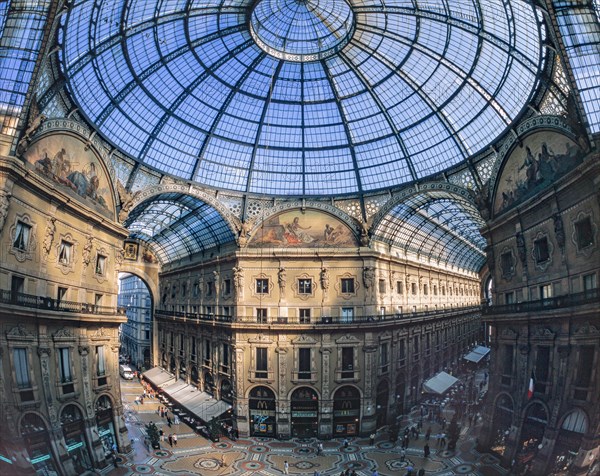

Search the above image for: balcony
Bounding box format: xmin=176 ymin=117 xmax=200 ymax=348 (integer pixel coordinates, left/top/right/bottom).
xmin=0 ymin=290 xmax=125 ymax=316
xmin=155 ymin=305 xmax=481 ymax=326
xmin=482 ymin=289 xmax=599 ymax=315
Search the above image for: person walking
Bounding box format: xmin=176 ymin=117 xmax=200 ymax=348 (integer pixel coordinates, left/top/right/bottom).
xmin=284 ymin=460 xmax=289 ymax=474
xmin=400 ymin=447 xmax=406 ymax=462
xmin=424 ymin=443 xmax=430 ymax=458
xmin=425 ymin=427 xmax=431 ymax=440
xmin=343 ymin=437 xmax=349 ymax=448
xmin=317 ymin=442 xmax=323 ymax=455
xmin=370 ymin=433 xmax=376 ymax=445
xmin=417 ymin=469 xmax=425 ymax=476
xmin=172 ymin=433 xmax=178 ymax=446
xmin=167 ymin=434 xmax=173 ymax=447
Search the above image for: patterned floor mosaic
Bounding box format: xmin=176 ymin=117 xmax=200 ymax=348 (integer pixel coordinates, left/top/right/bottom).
xmin=105 ymin=378 xmax=508 ymax=476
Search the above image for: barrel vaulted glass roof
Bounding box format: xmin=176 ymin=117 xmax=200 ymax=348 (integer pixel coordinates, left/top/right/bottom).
xmin=125 ymin=193 xmax=237 ymax=264
xmin=59 ymin=0 xmax=546 ymax=196
xmin=373 ymin=191 xmax=487 ymax=272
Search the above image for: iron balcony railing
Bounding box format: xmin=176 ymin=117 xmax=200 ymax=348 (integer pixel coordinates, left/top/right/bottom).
xmin=0 ymin=290 xmax=125 ymax=316
xmin=155 ymin=305 xmax=481 ymax=325
xmin=482 ymin=288 xmax=599 ymax=315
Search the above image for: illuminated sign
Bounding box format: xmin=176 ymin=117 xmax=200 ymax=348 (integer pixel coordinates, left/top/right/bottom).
xmin=30 ymin=454 xmax=51 ymax=464
xmin=0 ymin=454 xmax=13 ymax=464
xmin=67 ymin=442 xmax=83 ymax=452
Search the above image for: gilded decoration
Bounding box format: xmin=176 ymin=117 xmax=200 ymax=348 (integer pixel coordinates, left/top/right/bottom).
xmin=23 ymin=133 xmax=115 ymax=219
xmin=248 ymin=210 xmax=357 ymax=248
xmin=493 ymin=130 xmax=583 ymax=215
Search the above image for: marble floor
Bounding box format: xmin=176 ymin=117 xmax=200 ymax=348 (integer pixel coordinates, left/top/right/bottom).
xmin=106 ymin=377 xmax=507 ymax=476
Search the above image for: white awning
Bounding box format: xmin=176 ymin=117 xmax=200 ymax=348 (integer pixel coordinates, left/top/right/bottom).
xmin=143 ymin=367 xmax=176 ymax=388
xmin=160 ymin=382 xmax=232 ymax=423
xmin=422 ymin=371 xmax=459 ymax=395
xmin=464 ymin=346 xmax=491 ymax=363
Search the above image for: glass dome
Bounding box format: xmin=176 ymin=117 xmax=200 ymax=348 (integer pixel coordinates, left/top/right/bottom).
xmin=59 ymin=0 xmax=545 ymax=196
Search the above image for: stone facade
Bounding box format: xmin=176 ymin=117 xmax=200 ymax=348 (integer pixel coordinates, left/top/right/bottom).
xmin=0 ymin=130 xmax=130 ymax=474
xmin=155 ymin=237 xmax=482 ymax=439
xmin=478 ymin=125 xmax=600 ymax=474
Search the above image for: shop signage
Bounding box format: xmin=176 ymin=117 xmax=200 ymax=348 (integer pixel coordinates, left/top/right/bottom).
xmin=30 ymin=454 xmax=51 ymax=464
xmin=67 ymin=442 xmax=83 ymax=452
xmin=291 ymin=411 xmax=317 ymax=417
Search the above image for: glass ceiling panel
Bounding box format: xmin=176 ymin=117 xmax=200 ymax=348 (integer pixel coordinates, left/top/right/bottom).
xmin=60 ymin=0 xmax=545 ymax=196
xmin=373 ymin=192 xmax=486 ymax=272
xmin=125 ymin=193 xmax=237 ymax=263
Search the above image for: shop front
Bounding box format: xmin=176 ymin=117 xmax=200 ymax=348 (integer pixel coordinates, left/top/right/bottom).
xmin=249 ymin=386 xmax=276 ymax=437
xmin=95 ymin=395 xmax=117 ymax=456
xmin=333 ymin=386 xmax=360 ymax=436
xmin=60 ymin=405 xmax=93 ymax=473
xmin=20 ymin=413 xmax=59 ymax=475
xmin=291 ymin=387 xmax=318 ymax=438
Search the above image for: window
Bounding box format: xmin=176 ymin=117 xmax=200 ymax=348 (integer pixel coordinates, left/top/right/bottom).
xmin=411 ymin=283 xmax=417 ymax=295
xmin=540 ymin=284 xmax=552 ymax=300
xmin=57 ymin=286 xmax=68 ymax=305
xmin=341 ymin=278 xmax=355 ymax=293
xmin=58 ymin=241 xmax=72 ymax=265
xmin=95 ymin=293 xmax=103 ymax=308
xmin=191 ymin=338 xmax=197 ymax=358
xmin=341 ymin=307 xmax=353 ymax=323
xmin=222 ymin=344 xmax=230 ymax=372
xmin=378 ymin=279 xmax=386 ymax=293
xmin=95 ymin=255 xmax=106 ymax=275
xmin=433 ymin=285 xmax=437 ymax=296
xmin=193 ymin=282 xmax=200 ymax=297
xmin=59 ymin=347 xmax=72 ymax=383
xmin=299 ymin=308 xmax=311 ymax=324
xmin=298 ymin=348 xmax=311 ymax=379
xmin=256 ymin=308 xmax=267 ymax=323
xmin=298 ymin=278 xmax=312 ymax=294
xmin=535 ymin=346 xmax=550 ymax=393
xmin=396 ymin=281 xmax=403 ymax=294
xmin=583 ymin=273 xmax=597 ymax=292
xmin=398 ymin=340 xmax=406 ymax=365
xmin=413 ymin=336 xmax=419 ymax=356
xmin=505 ymin=292 xmax=515 ymax=304
xmin=181 ymin=283 xmax=186 ymax=297
xmin=341 ymin=347 xmax=354 ymax=378
xmin=204 ymin=340 xmax=211 ymax=365
xmin=255 ymin=347 xmax=268 ymax=379
xmin=423 ymin=284 xmax=428 ymax=296
xmin=13 ymin=348 xmax=30 ymax=389
xmin=207 ymin=281 xmax=214 ymax=296
xmin=224 ymin=279 xmax=231 ymax=295
xmin=96 ymin=346 xmax=106 ymax=376
xmin=574 ymin=346 xmax=595 ymax=399
xmin=574 ymin=216 xmax=594 ymax=250
xmin=12 ymin=221 xmax=31 ymax=251
xmin=380 ymin=342 xmax=389 ymax=373
xmin=11 ymin=275 xmax=24 ymax=302
xmin=256 ymin=278 xmax=269 ymax=294
xmin=533 ymin=237 xmax=550 ymax=263
xmin=501 ymin=251 xmax=514 ymax=277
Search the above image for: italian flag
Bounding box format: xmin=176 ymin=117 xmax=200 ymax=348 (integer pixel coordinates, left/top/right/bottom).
xmin=527 ymin=371 xmax=535 ymax=399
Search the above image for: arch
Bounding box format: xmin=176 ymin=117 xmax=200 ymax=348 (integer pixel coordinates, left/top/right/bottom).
xmin=333 ymin=385 xmax=362 ymax=437
xmin=95 ymin=394 xmax=118 ymax=455
xmin=248 ymin=385 xmax=277 ymax=437
xmin=250 ymin=202 xmax=363 ymax=242
xmin=23 ymin=122 xmax=119 ymax=221
xmin=560 ymin=408 xmax=588 ymax=434
xmin=190 ymin=365 xmax=199 ymax=384
xmin=220 ymin=378 xmax=233 ymax=403
xmin=370 ymin=183 xmax=486 ymax=272
xmin=489 ymin=392 xmax=515 ymax=456
xmin=124 ymin=192 xmax=238 ymax=264
xmin=124 ymin=183 xmax=241 ymax=236
xmin=19 ymin=412 xmax=50 ymax=437
xmin=60 ymin=404 xmax=93 ymax=472
xmin=59 ymin=402 xmax=85 ymax=422
xmin=290 ymin=386 xmax=319 ymax=438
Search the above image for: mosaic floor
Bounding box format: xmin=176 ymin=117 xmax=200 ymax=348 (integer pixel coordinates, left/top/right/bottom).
xmin=106 ymin=377 xmax=507 ymax=476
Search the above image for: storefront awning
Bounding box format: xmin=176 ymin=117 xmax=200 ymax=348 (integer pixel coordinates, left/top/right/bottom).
xmin=422 ymin=371 xmax=459 ymax=395
xmin=159 ymin=380 xmax=232 ymax=424
xmin=143 ymin=367 xmax=176 ymax=388
xmin=464 ymin=346 xmax=491 ymax=363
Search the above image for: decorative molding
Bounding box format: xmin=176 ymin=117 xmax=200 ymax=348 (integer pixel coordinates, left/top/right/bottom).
xmin=531 ymin=327 xmax=555 ymax=339
xmin=6 ymin=324 xmax=35 ymax=339
xmin=574 ymin=323 xmax=600 ymax=336
xmin=291 ymin=334 xmax=318 ymax=345
xmin=52 ymin=327 xmax=74 ymax=340
xmin=335 ymin=334 xmax=361 ymax=344
xmin=248 ymin=334 xmax=274 ymax=344
xmin=500 ymin=328 xmax=518 ymax=340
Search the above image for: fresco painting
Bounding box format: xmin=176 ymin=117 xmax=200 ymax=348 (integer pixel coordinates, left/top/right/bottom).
xmin=493 ymin=131 xmax=583 ymax=215
xmin=249 ymin=210 xmax=357 ymax=248
xmin=23 ymin=134 xmax=114 ymax=217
